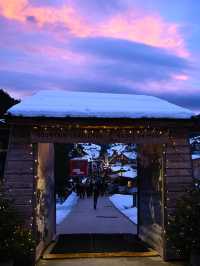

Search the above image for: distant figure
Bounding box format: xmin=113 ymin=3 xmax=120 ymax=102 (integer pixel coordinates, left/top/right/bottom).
xmin=93 ymin=182 xmax=100 ymax=210
xmin=100 ymin=181 xmax=106 ymax=196
xmin=89 ymin=181 xmax=93 ymax=197
xmin=80 ymin=183 xmax=86 ymax=199
xmin=75 ymin=182 xmax=80 ymax=197
xmin=86 ymin=180 xmax=92 ymax=197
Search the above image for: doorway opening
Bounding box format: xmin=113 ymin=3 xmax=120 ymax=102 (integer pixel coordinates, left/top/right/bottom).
xmin=35 ymin=142 xmax=163 ymax=258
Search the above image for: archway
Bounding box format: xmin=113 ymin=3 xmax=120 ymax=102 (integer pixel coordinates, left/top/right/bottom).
xmin=4 ymin=119 xmax=193 ymax=262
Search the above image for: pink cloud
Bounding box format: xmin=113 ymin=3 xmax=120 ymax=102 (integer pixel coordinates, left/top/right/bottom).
xmin=0 ymin=0 xmax=189 ymax=58
xmin=97 ymin=12 xmax=189 ymax=58
xmin=173 ymin=74 xmax=189 ymax=81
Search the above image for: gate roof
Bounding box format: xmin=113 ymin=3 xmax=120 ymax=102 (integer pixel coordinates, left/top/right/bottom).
xmin=7 ymin=90 xmax=194 ymax=119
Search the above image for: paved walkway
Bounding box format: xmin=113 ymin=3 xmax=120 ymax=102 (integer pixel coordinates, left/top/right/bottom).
xmin=56 ymin=196 xmax=137 ymax=234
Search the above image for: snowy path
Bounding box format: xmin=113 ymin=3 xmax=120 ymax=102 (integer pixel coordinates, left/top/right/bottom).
xmin=56 ymin=196 xmax=137 ymax=235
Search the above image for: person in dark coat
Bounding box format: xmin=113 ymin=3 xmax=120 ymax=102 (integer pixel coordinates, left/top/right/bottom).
xmin=79 ymin=183 xmax=85 ymax=199
xmin=75 ymin=182 xmax=81 ymax=197
xmin=93 ymin=182 xmax=100 ymax=209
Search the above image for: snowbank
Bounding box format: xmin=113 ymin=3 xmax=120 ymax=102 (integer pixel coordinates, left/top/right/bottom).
xmin=192 ymin=154 xmax=200 ymax=160
xmin=56 ymin=192 xmax=78 ymax=224
xmin=8 ymin=90 xmax=194 ymax=119
xmin=109 ymin=194 xmax=137 ymax=224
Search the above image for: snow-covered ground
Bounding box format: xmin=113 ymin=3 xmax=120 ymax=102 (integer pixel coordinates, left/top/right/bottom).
xmin=56 ymin=192 xmax=79 ymax=225
xmin=8 ymin=90 xmax=194 ymax=119
xmin=109 ymin=194 xmax=137 ymax=224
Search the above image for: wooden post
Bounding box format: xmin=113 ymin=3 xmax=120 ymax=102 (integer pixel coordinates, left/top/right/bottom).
xmin=138 ymin=144 xmax=164 ymax=257
xmin=35 ymin=143 xmax=55 ymax=260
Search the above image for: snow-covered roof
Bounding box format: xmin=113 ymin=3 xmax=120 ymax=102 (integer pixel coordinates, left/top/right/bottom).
xmin=80 ymin=143 xmax=101 ymax=161
xmin=110 ymin=164 xmax=137 ymax=179
xmin=123 ymin=151 xmax=137 ymax=160
xmin=190 ymin=136 xmax=200 ymax=144
xmin=7 ymin=90 xmax=194 ymax=119
xmin=107 ymin=143 xmax=127 ymax=157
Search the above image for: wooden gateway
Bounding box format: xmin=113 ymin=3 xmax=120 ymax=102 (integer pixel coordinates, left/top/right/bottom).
xmin=3 ymin=90 xmax=197 ymax=262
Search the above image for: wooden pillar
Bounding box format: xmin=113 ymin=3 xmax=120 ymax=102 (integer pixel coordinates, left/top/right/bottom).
xmin=138 ymin=144 xmax=164 ymax=257
xmin=35 ymin=143 xmax=55 ymax=260
xmin=4 ymin=125 xmax=35 ymax=227
xmin=163 ymin=133 xmax=193 ymax=260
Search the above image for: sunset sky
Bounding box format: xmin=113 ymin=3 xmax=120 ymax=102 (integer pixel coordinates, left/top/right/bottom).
xmin=0 ymin=0 xmax=200 ymax=112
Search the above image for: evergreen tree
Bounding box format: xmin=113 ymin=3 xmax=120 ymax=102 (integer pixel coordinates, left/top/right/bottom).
xmin=70 ymin=143 xmax=85 ymax=158
xmin=0 ymin=89 xmax=20 ymax=116
xmin=168 ymin=179 xmax=200 ymax=257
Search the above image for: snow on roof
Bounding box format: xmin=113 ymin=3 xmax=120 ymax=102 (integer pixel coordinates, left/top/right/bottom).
xmin=77 ymin=143 xmax=101 ymax=161
xmin=110 ymin=164 xmax=137 ymax=179
xmin=123 ymin=151 xmax=137 ymax=160
xmin=7 ymin=90 xmax=194 ymax=119
xmin=107 ymin=143 xmax=127 ymax=157
xmin=190 ymin=136 xmax=200 ymax=144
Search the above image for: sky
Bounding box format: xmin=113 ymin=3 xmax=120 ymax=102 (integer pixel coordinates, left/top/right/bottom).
xmin=0 ymin=0 xmax=200 ymax=112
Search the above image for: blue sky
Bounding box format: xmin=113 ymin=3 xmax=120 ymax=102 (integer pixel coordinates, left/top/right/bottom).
xmin=0 ymin=0 xmax=200 ymax=112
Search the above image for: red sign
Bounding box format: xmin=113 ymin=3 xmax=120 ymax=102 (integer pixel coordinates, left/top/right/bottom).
xmin=69 ymin=159 xmax=88 ymax=176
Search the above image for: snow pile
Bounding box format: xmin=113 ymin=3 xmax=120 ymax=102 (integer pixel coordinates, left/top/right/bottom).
xmin=109 ymin=194 xmax=137 ymax=224
xmin=56 ymin=192 xmax=78 ymax=224
xmin=192 ymin=154 xmax=200 ymax=160
xmin=8 ymin=90 xmax=194 ymax=119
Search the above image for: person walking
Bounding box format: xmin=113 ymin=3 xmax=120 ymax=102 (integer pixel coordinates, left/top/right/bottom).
xmin=93 ymin=182 xmax=100 ymax=210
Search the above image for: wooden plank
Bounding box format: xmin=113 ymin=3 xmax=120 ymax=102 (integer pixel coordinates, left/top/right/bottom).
xmin=31 ymin=135 xmax=168 ymax=145
xmin=14 ymin=205 xmax=34 ymax=216
xmin=43 ymin=250 xmax=159 ymax=259
xmin=167 ymin=138 xmax=188 ymax=145
xmin=6 ymin=181 xmax=33 ymax=188
xmin=166 ymin=168 xmax=192 ymax=177
xmin=166 ymin=182 xmax=193 ymax=192
xmin=166 ymin=161 xmax=192 ymax=169
xmin=7 ymin=188 xmax=33 ymax=195
xmin=7 ymin=151 xmax=33 ymax=161
xmin=166 ymin=154 xmax=191 ymax=162
xmin=9 ymin=143 xmax=33 ymax=150
xmin=5 ymin=174 xmax=34 ymax=182
xmin=14 ymin=198 xmax=33 ymax=205
xmin=166 ymin=146 xmax=190 ymax=154
xmin=165 ymin=176 xmax=193 ymax=183
xmin=166 ymin=191 xmax=186 ymax=200
xmin=6 ymin=160 xmax=34 ymax=174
